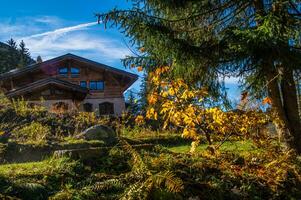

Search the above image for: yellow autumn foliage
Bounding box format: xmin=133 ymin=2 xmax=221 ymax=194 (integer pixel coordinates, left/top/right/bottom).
xmin=142 ymin=66 xmax=269 ymax=152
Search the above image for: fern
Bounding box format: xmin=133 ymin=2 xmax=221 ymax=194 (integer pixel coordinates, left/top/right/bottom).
xmin=117 ymin=139 xmax=184 ymax=199
xmin=92 ymin=179 xmax=125 ymax=193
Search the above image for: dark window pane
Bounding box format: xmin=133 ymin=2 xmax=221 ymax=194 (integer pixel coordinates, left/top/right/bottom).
xmin=89 ymin=81 xmax=97 ymax=90
xmin=80 ymin=81 xmax=87 ymax=88
xmin=71 ymin=67 xmax=80 ymax=76
xmin=83 ymin=103 xmax=93 ymax=112
xmin=96 ymin=81 xmax=104 ymax=90
xmin=99 ymin=102 xmax=114 ymax=115
xmin=59 ymin=67 xmax=68 ymax=75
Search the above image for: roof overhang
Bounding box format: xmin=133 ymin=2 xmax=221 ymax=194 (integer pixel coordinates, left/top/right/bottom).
xmin=6 ymin=78 xmax=89 ymax=99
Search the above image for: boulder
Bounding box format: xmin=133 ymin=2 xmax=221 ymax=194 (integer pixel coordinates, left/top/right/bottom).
xmin=78 ymin=125 xmax=117 ymax=144
xmin=53 ymin=147 xmax=109 ymax=160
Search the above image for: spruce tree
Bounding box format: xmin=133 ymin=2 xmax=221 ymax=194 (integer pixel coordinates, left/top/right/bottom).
xmin=18 ymin=40 xmax=31 ymax=68
xmin=5 ymin=38 xmax=19 ymax=69
xmin=97 ymin=0 xmax=301 ymax=153
xmin=36 ymin=55 xmax=43 ymax=63
xmin=126 ymin=90 xmax=139 ymax=115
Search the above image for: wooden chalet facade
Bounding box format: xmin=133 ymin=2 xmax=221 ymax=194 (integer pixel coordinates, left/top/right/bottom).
xmin=0 ymin=53 xmax=138 ymax=116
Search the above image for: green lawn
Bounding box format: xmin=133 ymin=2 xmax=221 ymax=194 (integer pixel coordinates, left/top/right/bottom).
xmin=167 ymin=140 xmax=261 ymax=155
xmin=0 ymin=157 xmax=78 ymax=178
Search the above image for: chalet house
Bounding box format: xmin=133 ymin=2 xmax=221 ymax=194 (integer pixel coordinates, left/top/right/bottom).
xmin=0 ymin=53 xmax=138 ymax=116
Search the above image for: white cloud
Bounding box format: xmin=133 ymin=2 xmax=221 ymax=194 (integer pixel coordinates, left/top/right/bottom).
xmin=224 ymin=76 xmax=240 ymax=84
xmin=33 ymin=16 xmax=61 ymax=25
xmin=16 ymin=21 xmax=131 ymax=63
xmin=22 ymin=32 xmax=130 ymax=61
xmin=24 ymin=22 xmax=98 ymax=39
xmin=0 ymin=15 xmax=63 ymax=38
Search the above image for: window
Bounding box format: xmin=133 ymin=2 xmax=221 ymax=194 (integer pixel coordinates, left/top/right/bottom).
xmin=99 ymin=102 xmax=114 ymax=115
xmin=80 ymin=81 xmax=87 ymax=88
xmin=83 ymin=103 xmax=93 ymax=112
xmin=71 ymin=67 xmax=80 ymax=77
xmin=89 ymin=81 xmax=104 ymax=90
xmin=41 ymin=89 xmax=51 ymax=96
xmin=58 ymin=67 xmax=68 ymax=76
xmin=55 ymin=89 xmax=64 ymax=95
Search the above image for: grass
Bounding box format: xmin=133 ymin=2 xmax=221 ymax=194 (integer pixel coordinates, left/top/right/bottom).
xmin=61 ymin=137 xmax=105 ymax=145
xmin=0 ymin=156 xmax=79 ymax=178
xmin=168 ymin=140 xmax=262 ymax=155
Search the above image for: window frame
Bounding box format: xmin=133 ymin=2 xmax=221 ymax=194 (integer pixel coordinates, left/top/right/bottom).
xmin=70 ymin=67 xmax=80 ymax=77
xmin=89 ymin=80 xmax=104 ymax=91
xmin=58 ymin=67 xmax=68 ymax=76
xmin=99 ymin=102 xmax=114 ymax=115
xmin=80 ymin=81 xmax=87 ymax=88
xmin=83 ymin=103 xmax=93 ymax=112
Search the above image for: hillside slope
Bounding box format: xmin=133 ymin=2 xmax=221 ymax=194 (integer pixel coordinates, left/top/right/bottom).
xmin=0 ymin=41 xmax=35 ymax=73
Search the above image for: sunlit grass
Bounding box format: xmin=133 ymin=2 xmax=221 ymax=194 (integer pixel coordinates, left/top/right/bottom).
xmin=168 ymin=140 xmax=262 ymax=155
xmin=0 ymin=157 xmax=78 ymax=178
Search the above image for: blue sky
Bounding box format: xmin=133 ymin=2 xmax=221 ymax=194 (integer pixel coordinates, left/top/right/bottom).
xmin=0 ymin=0 xmax=240 ymax=101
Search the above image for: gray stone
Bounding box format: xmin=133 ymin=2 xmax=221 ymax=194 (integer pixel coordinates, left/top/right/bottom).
xmin=53 ymin=147 xmax=109 ymax=160
xmin=78 ymin=125 xmax=117 ymax=144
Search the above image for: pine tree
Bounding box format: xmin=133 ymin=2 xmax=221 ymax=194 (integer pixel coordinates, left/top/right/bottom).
xmin=5 ymin=38 xmax=19 ymax=69
xmin=97 ymin=0 xmax=301 ymax=153
xmin=126 ymin=90 xmax=139 ymax=115
xmin=18 ymin=40 xmax=31 ymax=68
xmin=36 ymin=55 xmax=42 ymax=63
xmin=6 ymin=38 xmax=17 ymax=49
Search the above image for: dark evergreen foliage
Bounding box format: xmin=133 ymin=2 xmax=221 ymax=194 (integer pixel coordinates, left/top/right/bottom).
xmin=0 ymin=39 xmax=35 ymax=73
xmin=97 ymin=0 xmax=301 ymax=153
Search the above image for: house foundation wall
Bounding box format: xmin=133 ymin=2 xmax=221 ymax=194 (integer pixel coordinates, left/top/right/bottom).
xmin=29 ymin=97 xmax=125 ymax=116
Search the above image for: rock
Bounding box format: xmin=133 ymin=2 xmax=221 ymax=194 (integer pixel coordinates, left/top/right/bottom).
xmin=53 ymin=147 xmax=109 ymax=160
xmin=78 ymin=125 xmax=117 ymax=144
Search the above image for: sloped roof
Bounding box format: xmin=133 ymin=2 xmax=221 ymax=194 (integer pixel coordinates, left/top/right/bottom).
xmin=0 ymin=53 xmax=138 ymax=83
xmin=6 ymin=78 xmax=89 ymax=98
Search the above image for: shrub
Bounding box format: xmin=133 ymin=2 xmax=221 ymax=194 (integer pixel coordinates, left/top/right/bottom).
xmin=11 ymin=122 xmax=51 ymax=145
xmin=12 ymin=98 xmax=46 ymax=117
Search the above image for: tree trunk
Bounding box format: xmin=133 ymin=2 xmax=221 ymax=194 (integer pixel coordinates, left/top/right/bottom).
xmin=281 ymin=68 xmax=301 ymax=153
xmin=267 ymin=69 xmax=301 ymax=153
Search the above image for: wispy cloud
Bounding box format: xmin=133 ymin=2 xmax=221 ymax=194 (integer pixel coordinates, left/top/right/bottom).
xmin=16 ymin=20 xmax=131 ymax=64
xmin=24 ymin=21 xmax=98 ymax=39
xmin=33 ymin=16 xmax=61 ymax=25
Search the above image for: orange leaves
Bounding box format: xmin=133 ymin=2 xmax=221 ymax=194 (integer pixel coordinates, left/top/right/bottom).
xmin=139 ymin=47 xmax=145 ymax=52
xmin=262 ymin=97 xmax=272 ymax=105
xmin=137 ymin=66 xmax=143 ymax=72
xmin=148 ymin=93 xmax=158 ymax=105
xmin=130 ymin=64 xmax=143 ymax=72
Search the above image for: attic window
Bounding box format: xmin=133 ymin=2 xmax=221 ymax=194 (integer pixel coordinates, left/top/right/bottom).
xmin=58 ymin=67 xmax=68 ymax=76
xmin=71 ymin=67 xmax=80 ymax=77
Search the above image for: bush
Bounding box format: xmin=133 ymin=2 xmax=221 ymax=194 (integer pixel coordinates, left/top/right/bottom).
xmin=11 ymin=122 xmax=51 ymax=145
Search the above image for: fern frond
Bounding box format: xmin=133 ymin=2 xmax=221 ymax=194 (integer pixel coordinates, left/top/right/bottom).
xmin=151 ymin=171 xmax=184 ymax=193
xmin=119 ymin=139 xmax=148 ymax=172
xmin=92 ymin=179 xmax=125 ymax=193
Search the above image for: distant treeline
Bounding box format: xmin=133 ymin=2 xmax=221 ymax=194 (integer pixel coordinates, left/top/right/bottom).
xmin=0 ymin=39 xmax=36 ymax=73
